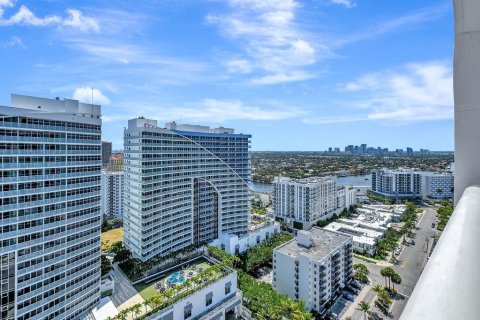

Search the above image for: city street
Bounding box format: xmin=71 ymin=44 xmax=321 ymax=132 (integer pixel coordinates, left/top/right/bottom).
xmin=344 ymin=207 xmax=440 ymax=320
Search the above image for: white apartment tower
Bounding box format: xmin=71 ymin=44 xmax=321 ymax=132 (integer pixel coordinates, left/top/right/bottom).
xmin=273 ymin=176 xmax=338 ymax=227
xmin=372 ymin=168 xmax=454 ymax=200
xmin=0 ymin=94 xmax=102 ymax=319
xmin=273 ymin=228 xmax=353 ymax=314
xmin=101 ymin=170 xmax=125 ymax=218
xmin=123 ymin=119 xmax=251 ymax=261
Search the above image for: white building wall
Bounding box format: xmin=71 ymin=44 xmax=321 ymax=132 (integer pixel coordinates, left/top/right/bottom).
xmin=211 ymin=222 xmax=280 ymax=254
xmin=272 ymin=229 xmax=353 ymax=313
xmin=0 ymin=94 xmax=102 ymax=320
xmin=144 ymin=272 xmax=241 ymax=320
xmin=101 ymin=171 xmax=125 ymax=218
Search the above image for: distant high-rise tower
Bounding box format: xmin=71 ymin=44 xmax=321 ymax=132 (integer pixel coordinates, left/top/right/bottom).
xmin=101 ymin=141 xmax=112 ymax=165
xmin=123 ymin=119 xmax=251 ymax=261
xmin=0 ymin=94 xmax=102 ymax=320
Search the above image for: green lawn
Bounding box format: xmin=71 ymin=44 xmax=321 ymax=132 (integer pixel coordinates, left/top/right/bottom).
xmin=133 ymin=260 xmax=212 ymax=301
xmin=101 ymin=227 xmax=123 ymax=251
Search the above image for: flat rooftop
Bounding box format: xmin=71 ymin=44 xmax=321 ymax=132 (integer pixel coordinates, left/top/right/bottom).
xmin=324 ymin=222 xmax=381 ymax=245
xmin=274 ymin=227 xmax=351 ymax=260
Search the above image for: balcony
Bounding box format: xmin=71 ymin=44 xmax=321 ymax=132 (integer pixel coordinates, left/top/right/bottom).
xmin=400 ymin=186 xmax=480 ymax=319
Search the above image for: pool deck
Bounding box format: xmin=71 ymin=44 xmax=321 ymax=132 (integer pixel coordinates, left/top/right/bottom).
xmin=134 ymin=260 xmax=211 ymax=301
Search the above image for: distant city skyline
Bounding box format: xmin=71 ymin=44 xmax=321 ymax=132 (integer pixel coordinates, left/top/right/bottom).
xmin=0 ymin=0 xmax=454 ymax=151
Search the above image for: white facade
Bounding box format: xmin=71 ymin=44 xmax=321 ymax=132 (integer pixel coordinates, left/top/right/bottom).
xmin=273 ymin=228 xmax=353 ymax=314
xmin=124 ymin=119 xmax=251 ymax=261
xmin=337 ymin=186 xmax=357 ymax=210
xmin=372 ymin=168 xmax=454 ymax=200
xmin=273 ymin=176 xmax=356 ymax=229
xmin=211 ymin=221 xmax=280 ymax=254
xmin=422 ymin=172 xmax=454 ymax=200
xmin=142 ymin=269 xmax=242 ymax=320
xmin=101 ymin=170 xmax=125 ymax=218
xmin=324 ymin=204 xmax=405 ymax=255
xmin=324 ymin=222 xmax=381 ymax=255
xmin=0 ymin=94 xmax=102 ymax=320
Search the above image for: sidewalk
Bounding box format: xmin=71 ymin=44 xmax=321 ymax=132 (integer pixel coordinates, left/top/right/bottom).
xmin=342 ymin=279 xmax=372 ymax=319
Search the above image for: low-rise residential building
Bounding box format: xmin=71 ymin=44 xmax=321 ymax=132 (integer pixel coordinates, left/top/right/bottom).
xmin=273 ymin=176 xmax=357 ymax=230
xmin=324 ymin=222 xmax=382 ymax=255
xmin=372 ymin=168 xmax=454 ymax=200
xmin=211 ymin=221 xmax=280 ymax=254
xmin=273 ymin=228 xmax=353 ymax=314
xmin=323 ymin=204 xmax=406 ymax=255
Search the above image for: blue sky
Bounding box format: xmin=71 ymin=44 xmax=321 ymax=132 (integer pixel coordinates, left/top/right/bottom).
xmin=0 ymin=0 xmax=454 ymax=151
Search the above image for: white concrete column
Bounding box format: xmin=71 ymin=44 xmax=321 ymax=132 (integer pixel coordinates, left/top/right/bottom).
xmin=454 ymin=0 xmax=480 ymax=204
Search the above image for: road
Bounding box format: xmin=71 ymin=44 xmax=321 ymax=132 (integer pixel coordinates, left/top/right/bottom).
xmin=345 ymin=207 xmax=440 ymax=320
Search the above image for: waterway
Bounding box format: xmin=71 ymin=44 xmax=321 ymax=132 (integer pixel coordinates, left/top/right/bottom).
xmin=249 ymin=173 xmax=372 ymax=193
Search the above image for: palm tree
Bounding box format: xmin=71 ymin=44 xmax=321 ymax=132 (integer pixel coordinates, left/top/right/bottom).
xmin=378 ymin=290 xmax=392 ymax=305
xmin=357 ymin=301 xmax=371 ymax=320
xmin=131 ymin=304 xmax=142 ymax=318
xmin=115 ymin=309 xmax=128 ymax=320
xmin=372 ymin=284 xmax=383 ymax=294
xmin=391 ymin=272 xmax=402 ymax=291
xmin=142 ymin=300 xmax=150 ymax=313
xmin=380 ymin=267 xmax=394 ymax=289
xmin=274 ymin=299 xmax=304 ymax=320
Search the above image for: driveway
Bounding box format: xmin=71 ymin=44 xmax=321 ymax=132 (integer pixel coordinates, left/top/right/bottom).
xmin=111 ymin=263 xmax=144 ymax=308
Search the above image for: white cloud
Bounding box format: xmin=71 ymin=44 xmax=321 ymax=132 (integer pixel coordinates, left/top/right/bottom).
xmin=207 ymin=0 xmax=323 ymax=84
xmin=0 ymin=0 xmax=13 ymax=16
xmin=103 ymin=98 xmax=304 ymax=123
xmin=61 ymin=9 xmax=99 ymax=32
xmin=73 ymin=87 xmax=111 ymax=106
xmin=4 ymin=35 xmax=25 ymax=48
xmin=330 ymin=0 xmax=356 ymax=8
xmin=334 ymin=4 xmax=450 ymax=47
xmin=321 ymin=61 xmax=453 ymax=124
xmin=0 ymin=3 xmax=99 ymax=32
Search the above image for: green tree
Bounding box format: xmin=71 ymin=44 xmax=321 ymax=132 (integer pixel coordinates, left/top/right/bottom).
xmin=380 ymin=267 xmax=395 ymax=289
xmin=274 ymin=298 xmax=304 ymax=319
xmin=101 ymin=255 xmax=113 ymax=276
xmin=353 ymin=263 xmax=370 ymax=283
xmin=358 ymin=301 xmax=371 ymax=320
xmin=131 ymin=304 xmax=142 ymax=318
xmin=391 ymin=272 xmax=402 ymax=291
xmin=372 ymin=284 xmax=383 ymax=294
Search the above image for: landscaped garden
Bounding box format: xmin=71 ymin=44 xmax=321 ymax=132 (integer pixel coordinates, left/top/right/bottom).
xmin=134 ymin=258 xmax=212 ymax=301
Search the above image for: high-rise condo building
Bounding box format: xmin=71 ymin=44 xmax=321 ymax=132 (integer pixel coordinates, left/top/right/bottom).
xmin=123 ymin=119 xmax=251 ymax=261
xmin=272 ymin=176 xmax=356 ymax=229
xmin=101 ymin=141 xmax=112 ymax=165
xmin=101 ymin=170 xmax=125 ymax=218
xmin=372 ymin=168 xmax=454 ymax=200
xmin=0 ymin=94 xmax=102 ymax=320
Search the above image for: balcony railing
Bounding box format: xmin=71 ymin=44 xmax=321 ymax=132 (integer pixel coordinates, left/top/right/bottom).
xmin=400 ymin=186 xmax=480 ymax=319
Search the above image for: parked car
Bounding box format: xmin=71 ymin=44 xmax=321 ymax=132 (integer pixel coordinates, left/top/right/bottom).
xmin=342 ymin=293 xmax=355 ymax=302
xmin=350 ymin=279 xmax=361 ymax=288
xmin=346 ymin=286 xmax=360 ymax=295
xmin=432 ymin=223 xmax=436 ymax=228
xmin=411 ymin=240 xmax=415 ymax=245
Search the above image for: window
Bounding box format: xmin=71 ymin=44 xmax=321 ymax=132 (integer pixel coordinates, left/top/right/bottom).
xmin=225 ymin=282 xmax=231 ymax=295
xmin=184 ymin=304 xmax=192 ymax=319
xmin=206 ymin=292 xmax=213 ymax=306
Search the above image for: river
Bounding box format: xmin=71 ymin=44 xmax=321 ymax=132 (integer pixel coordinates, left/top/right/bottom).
xmin=249 ymin=174 xmax=372 ymax=193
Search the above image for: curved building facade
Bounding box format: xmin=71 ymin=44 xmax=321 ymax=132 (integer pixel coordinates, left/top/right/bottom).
xmin=123 ymin=119 xmax=251 ymax=261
